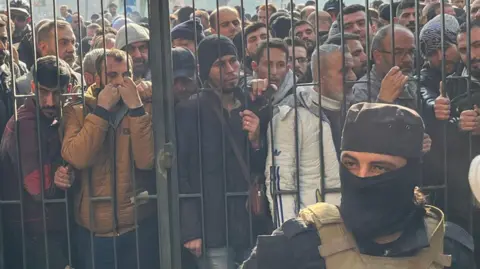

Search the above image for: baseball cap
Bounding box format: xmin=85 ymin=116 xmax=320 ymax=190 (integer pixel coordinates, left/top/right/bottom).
xmin=323 ymin=0 xmax=343 ymax=12
xmin=172 ymin=47 xmax=195 ymax=80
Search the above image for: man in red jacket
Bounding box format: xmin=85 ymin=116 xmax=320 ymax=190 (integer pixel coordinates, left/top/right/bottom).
xmin=0 ymin=56 xmax=73 ymax=269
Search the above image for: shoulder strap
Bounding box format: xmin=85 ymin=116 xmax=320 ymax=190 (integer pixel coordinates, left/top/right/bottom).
xmin=212 ymin=105 xmax=251 ymax=184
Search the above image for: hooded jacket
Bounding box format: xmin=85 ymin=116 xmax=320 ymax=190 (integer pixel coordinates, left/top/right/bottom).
xmin=61 ymin=84 xmax=155 ymax=236
xmin=265 ymin=87 xmax=341 ymax=225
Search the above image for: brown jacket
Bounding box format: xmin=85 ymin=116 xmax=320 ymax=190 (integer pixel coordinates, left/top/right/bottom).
xmin=61 ymin=84 xmax=155 ymax=236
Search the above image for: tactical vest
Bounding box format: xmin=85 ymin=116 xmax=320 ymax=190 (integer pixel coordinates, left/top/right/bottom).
xmin=298 ymin=203 xmax=452 ymax=269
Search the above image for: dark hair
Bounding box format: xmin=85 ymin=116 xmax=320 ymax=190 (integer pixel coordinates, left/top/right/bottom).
xmin=253 ymin=38 xmax=289 ymax=62
xmin=341 ymin=4 xmax=372 ymax=24
xmin=178 ymin=6 xmax=194 ymax=23
xmin=245 ymin=22 xmax=267 ymax=40
xmin=95 ymin=49 xmax=132 ymax=77
xmin=108 ymin=3 xmax=117 ymax=8
xmin=305 ymin=0 xmax=315 ymax=6
xmin=396 ymin=0 xmax=416 ymax=17
xmin=459 ymin=19 xmax=480 ymax=34
xmin=325 ymin=33 xmax=361 ymax=45
xmin=426 ymin=2 xmax=452 ymax=21
xmin=284 ymin=37 xmax=307 ymax=50
xmin=294 ymin=20 xmax=314 ymax=30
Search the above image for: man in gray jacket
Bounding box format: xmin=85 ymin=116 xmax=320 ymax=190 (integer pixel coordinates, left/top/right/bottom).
xmin=350 ymin=24 xmax=418 ymax=111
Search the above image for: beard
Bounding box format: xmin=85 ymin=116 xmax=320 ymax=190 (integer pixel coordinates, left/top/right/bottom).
xmin=133 ymin=58 xmax=149 ymax=78
xmin=63 ymin=52 xmax=77 ymax=67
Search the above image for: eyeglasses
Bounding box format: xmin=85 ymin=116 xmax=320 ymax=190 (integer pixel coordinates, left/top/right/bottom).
xmin=377 ymin=49 xmax=416 ymax=59
xmin=288 ymin=56 xmax=308 ymax=64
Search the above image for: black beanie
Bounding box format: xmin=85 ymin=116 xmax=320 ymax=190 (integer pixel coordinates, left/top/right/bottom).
xmin=171 ymin=18 xmax=205 ymax=44
xmin=341 ymin=103 xmax=425 ymax=159
xmin=197 ymin=35 xmax=238 ymax=83
xmin=271 ymin=16 xmax=296 ymax=39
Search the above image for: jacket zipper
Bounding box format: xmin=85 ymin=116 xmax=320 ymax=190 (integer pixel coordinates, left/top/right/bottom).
xmin=110 ymin=123 xmax=119 ymax=235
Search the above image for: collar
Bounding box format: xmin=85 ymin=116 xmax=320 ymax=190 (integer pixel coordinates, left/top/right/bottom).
xmin=355 ymin=214 xmax=429 ymax=257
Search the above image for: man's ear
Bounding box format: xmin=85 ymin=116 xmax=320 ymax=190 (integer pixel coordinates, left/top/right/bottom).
xmin=38 ymin=41 xmax=48 ymax=56
xmin=251 ymin=60 xmax=258 ymax=72
xmin=393 ymin=17 xmax=399 ymax=24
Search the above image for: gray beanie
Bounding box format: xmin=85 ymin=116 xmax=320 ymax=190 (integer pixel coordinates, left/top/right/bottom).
xmin=419 ymin=14 xmax=459 ymax=58
xmin=115 ymin=23 xmax=150 ymax=50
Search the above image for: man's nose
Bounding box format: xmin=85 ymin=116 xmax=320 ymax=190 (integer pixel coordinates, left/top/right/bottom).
xmin=130 ymin=47 xmax=141 ymax=58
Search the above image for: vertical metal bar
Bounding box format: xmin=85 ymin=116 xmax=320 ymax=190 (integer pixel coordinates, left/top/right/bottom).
xmin=288 ymin=0 xmax=302 ymax=218
xmin=389 ymin=0 xmax=395 ymax=67
xmin=7 ymin=0 xmax=28 ymax=267
xmin=465 ymin=0 xmax=474 ymax=235
xmin=120 ymin=2 xmax=141 ymax=268
xmin=150 ymin=0 xmax=182 ymax=267
xmin=439 ymin=0 xmax=449 ymax=221
xmin=365 ymin=3 xmax=372 ymax=102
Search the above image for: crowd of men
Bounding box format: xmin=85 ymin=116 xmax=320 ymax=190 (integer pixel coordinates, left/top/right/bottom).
xmin=0 ymin=0 xmax=480 ymax=268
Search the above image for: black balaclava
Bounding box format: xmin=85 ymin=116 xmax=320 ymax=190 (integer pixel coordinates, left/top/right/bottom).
xmin=339 ymin=102 xmax=425 ymax=241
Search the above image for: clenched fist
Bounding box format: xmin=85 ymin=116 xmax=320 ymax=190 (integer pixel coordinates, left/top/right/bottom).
xmin=249 ymin=79 xmax=277 ymax=101
xmin=434 ymin=81 xmax=450 ymax=120
xmin=459 ymin=105 xmax=480 ymax=132
xmin=97 ymin=84 xmax=121 ymax=111
xmin=54 ymin=165 xmax=74 ymax=190
xmin=118 ymin=77 xmax=143 ymax=109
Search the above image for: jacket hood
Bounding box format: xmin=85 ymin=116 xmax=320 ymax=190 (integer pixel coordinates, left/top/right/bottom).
xmin=273 ymin=69 xmax=296 ymax=105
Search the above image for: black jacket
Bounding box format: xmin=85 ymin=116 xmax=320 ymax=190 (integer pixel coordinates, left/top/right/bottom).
xmin=176 ymin=89 xmax=266 ymax=248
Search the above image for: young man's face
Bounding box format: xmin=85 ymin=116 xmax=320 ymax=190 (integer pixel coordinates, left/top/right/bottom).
xmin=288 ymin=45 xmax=308 ymax=80
xmin=344 ymin=11 xmax=374 ymax=48
xmin=212 ymin=9 xmax=241 ymax=40
xmin=96 ymin=56 xmax=131 ymax=87
xmin=347 ymin=39 xmax=367 ymax=79
xmin=254 ymin=47 xmax=289 ymax=88
xmin=341 ymin=151 xmax=407 ymax=177
xmin=209 ymin=54 xmax=240 ymax=89
xmin=246 ymin=27 xmax=268 ymax=56
xmin=397 ymin=7 xmax=416 ymax=32
xmin=458 ymin=27 xmax=480 ymax=78
xmin=295 ymin=23 xmax=316 ymax=50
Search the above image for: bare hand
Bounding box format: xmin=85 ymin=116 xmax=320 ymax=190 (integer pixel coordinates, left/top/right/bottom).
xmin=97 ymin=84 xmax=121 ymax=111
xmin=240 ymin=110 xmax=260 ymax=147
xmin=118 ymin=77 xmax=143 ymax=109
xmin=422 ymin=133 xmax=432 ymax=154
xmin=378 ymin=66 xmax=409 ymax=103
xmin=459 ymin=105 xmax=480 ymax=131
xmin=184 ymin=238 xmax=202 ymax=257
xmin=250 ymin=79 xmax=277 ymax=101
xmin=434 ymin=81 xmax=450 ymax=120
xmin=54 ymin=165 xmax=73 ymax=189
xmin=136 ymin=81 xmax=152 ymax=103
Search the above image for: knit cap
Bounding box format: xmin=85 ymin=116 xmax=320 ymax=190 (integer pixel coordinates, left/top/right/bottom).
xmin=419 ymin=14 xmax=459 ymax=58
xmin=115 ymin=23 xmax=150 ymax=50
xmin=341 ymin=103 xmax=425 ymax=158
xmin=197 ymin=35 xmax=237 ymax=83
xmin=112 ymin=17 xmax=133 ymax=30
xmin=171 ymin=18 xmax=205 ymax=43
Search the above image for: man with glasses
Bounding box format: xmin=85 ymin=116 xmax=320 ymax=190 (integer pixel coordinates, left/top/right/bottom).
xmin=351 ymin=24 xmax=418 ymax=111
xmin=284 ymin=37 xmax=310 ymax=83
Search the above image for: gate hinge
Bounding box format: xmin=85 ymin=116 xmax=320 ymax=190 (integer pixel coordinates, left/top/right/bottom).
xmin=157 ymin=142 xmax=174 ymax=169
